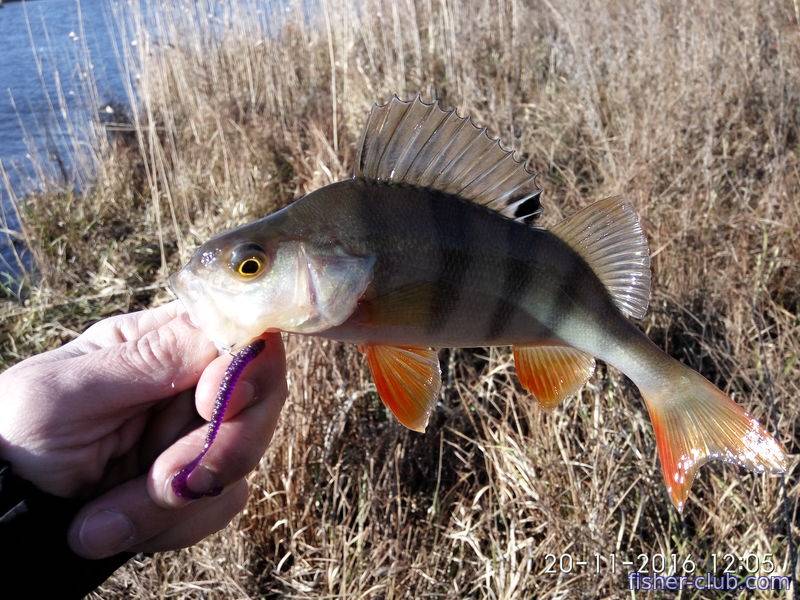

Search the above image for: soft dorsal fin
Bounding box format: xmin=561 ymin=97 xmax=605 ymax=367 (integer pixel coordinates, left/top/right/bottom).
xmin=551 ymin=197 xmax=651 ymax=319
xmin=355 ymin=95 xmax=543 ymax=223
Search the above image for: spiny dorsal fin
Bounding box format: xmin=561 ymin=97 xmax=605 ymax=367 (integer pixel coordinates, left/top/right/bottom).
xmin=355 ymin=95 xmax=543 ymax=223
xmin=551 ymin=197 xmax=651 ymax=319
xmin=514 ymin=345 xmax=595 ymax=410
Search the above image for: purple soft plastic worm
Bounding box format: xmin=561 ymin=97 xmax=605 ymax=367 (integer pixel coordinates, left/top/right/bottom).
xmin=171 ymin=337 xmax=266 ymax=500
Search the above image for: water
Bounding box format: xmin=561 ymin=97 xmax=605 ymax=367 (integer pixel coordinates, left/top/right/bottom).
xmin=0 ymin=0 xmax=126 ymax=279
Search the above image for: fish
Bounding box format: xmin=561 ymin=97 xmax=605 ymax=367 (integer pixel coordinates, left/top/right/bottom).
xmin=170 ymin=95 xmax=786 ymax=512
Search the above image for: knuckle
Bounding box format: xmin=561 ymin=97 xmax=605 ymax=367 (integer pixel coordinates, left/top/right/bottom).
xmin=83 ymin=314 xmax=126 ymax=344
xmin=114 ymin=316 xmax=140 ymax=342
xmin=122 ymin=326 xmax=182 ymax=375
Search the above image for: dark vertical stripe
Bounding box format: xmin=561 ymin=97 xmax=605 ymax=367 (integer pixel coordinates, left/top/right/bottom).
xmin=534 ymin=229 xmax=609 ymax=339
xmin=486 ymin=224 xmax=533 ymax=341
xmin=352 ymin=180 xmax=394 ymax=299
xmin=553 ymin=237 xmax=610 ymax=330
xmin=426 ymin=191 xmax=471 ymax=335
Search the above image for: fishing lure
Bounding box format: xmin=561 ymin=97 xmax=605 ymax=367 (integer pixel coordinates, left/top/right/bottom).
xmin=171 ymin=96 xmax=786 ymax=511
xmin=172 ymin=338 xmax=265 ymax=500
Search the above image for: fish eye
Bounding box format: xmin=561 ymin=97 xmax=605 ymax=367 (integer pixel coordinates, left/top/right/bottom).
xmin=230 ymin=243 xmax=268 ymax=280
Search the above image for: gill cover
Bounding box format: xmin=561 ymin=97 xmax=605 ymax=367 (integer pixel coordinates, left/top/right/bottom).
xmin=291 ymin=245 xmax=376 ymax=333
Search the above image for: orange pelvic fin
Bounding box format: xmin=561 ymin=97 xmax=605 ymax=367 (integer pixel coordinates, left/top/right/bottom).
xmin=362 ymin=344 xmax=441 ymax=432
xmin=641 ymin=367 xmax=787 ymax=512
xmin=513 ymin=345 xmax=595 ymax=410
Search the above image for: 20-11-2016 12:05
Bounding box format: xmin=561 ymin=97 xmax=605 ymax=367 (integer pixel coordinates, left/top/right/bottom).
xmin=542 ymin=551 xmax=777 ymax=575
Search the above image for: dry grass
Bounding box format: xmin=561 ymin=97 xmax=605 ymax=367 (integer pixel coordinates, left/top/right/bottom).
xmin=1 ymin=0 xmax=799 ymax=597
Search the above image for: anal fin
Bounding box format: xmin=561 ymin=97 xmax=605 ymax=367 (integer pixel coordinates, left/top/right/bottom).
xmin=361 ymin=344 xmax=441 ymax=432
xmin=514 ymin=345 xmax=595 ymax=410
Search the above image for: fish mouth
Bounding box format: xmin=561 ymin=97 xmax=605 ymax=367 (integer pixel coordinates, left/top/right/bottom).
xmin=168 ymin=269 xmax=185 ymax=300
xmin=169 ymin=266 xmax=204 ymax=330
xmin=167 ymin=266 xmax=244 ymax=352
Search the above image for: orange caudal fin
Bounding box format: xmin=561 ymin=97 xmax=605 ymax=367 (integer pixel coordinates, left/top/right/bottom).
xmin=361 ymin=344 xmax=441 ymax=432
xmin=514 ymin=345 xmax=595 ymax=410
xmin=640 ymin=363 xmax=786 ymax=512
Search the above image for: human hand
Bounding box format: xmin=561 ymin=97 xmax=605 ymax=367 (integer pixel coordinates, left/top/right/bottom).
xmin=0 ymin=301 xmax=287 ymax=558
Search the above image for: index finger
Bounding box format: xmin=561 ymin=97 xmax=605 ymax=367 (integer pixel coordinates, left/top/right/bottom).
xmin=20 ymin=301 xmax=186 ymax=367
xmin=70 ymin=301 xmax=186 ymax=353
xmin=58 ymin=313 xmax=217 ymax=415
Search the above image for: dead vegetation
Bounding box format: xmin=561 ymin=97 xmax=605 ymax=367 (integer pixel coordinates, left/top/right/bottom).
xmin=1 ymin=0 xmax=798 ymax=597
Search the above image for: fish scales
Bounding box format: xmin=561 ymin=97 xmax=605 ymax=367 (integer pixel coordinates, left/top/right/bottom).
xmin=293 ymin=179 xmax=613 ymax=348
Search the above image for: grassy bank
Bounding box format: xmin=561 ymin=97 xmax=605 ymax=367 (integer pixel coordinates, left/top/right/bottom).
xmin=1 ymin=0 xmax=799 ymax=597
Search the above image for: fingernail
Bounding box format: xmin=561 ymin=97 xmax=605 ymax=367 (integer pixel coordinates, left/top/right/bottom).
xmin=77 ymin=510 xmax=135 ymax=558
xmin=174 ymin=464 xmax=223 ymax=500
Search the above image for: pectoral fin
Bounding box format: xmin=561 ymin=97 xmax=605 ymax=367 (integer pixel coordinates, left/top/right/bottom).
xmin=362 ymin=344 xmax=441 ymax=432
xmin=513 ymin=345 xmax=595 ymax=409
xmin=360 ymin=283 xmax=438 ymax=327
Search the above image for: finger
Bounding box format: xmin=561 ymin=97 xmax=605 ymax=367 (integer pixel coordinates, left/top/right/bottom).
xmin=79 ymin=301 xmax=186 ymax=347
xmin=136 ymin=388 xmax=202 ymax=467
xmin=128 ymin=480 xmax=248 ymax=554
xmin=150 ymin=381 xmax=285 ymax=507
xmin=195 ymin=332 xmax=286 ymax=421
xmin=149 ymin=335 xmax=287 ymax=507
xmin=23 ymin=302 xmax=186 ymax=366
xmin=58 ymin=313 xmax=218 ymax=414
xmin=94 ymin=388 xmax=201 ymax=495
xmin=68 ymin=474 xmax=248 ymax=559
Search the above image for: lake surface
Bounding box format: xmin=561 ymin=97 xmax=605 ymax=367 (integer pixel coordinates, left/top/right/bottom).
xmin=0 ymin=0 xmax=126 ymax=277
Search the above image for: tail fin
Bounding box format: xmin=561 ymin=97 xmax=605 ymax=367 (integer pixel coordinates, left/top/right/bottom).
xmin=639 ymin=361 xmax=786 ymax=512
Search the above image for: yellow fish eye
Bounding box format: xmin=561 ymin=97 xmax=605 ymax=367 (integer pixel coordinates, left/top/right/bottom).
xmin=237 ymin=256 xmax=263 ymax=277
xmin=231 ymin=244 xmax=268 ymax=279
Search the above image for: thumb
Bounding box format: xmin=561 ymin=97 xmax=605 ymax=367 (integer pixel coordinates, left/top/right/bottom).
xmin=60 ymin=312 xmax=218 ymax=415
